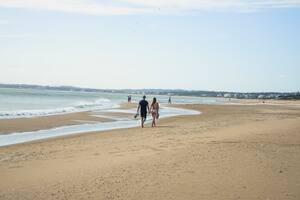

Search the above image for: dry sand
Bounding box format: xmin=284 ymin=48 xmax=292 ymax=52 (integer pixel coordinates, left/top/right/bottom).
xmin=224 ymin=98 xmax=300 ymax=106
xmin=0 ymin=103 xmax=300 ymax=200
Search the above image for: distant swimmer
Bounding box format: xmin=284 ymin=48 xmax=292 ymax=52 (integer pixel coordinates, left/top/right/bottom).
xmin=150 ymin=97 xmax=159 ymax=127
xmin=168 ymin=96 xmax=172 ymax=104
xmin=136 ymin=95 xmax=150 ymax=128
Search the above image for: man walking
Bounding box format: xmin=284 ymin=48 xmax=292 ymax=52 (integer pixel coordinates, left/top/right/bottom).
xmin=137 ymin=95 xmax=149 ymax=128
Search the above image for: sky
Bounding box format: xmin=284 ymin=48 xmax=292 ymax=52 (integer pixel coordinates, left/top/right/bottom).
xmin=0 ymin=0 xmax=299 ymax=92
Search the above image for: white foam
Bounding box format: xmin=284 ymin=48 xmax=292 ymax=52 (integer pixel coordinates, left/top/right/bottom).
xmin=75 ymin=98 xmax=111 ymax=108
xmin=0 ymin=107 xmax=200 ymax=147
xmin=0 ymin=98 xmax=119 ymax=119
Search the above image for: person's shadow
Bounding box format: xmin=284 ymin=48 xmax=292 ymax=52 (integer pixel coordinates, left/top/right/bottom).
xmin=154 ymin=125 xmax=177 ymax=128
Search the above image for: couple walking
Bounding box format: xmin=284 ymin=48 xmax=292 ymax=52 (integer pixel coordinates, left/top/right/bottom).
xmin=136 ymin=95 xmax=159 ymax=128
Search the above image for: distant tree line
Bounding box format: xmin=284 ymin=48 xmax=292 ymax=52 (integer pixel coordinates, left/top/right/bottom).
xmin=0 ymin=83 xmax=299 ymax=100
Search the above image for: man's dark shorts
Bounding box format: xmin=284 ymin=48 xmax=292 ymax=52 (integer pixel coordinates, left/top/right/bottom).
xmin=140 ymin=111 xmax=147 ymax=118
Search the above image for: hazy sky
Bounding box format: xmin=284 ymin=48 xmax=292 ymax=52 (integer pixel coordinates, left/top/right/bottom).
xmin=0 ymin=0 xmax=299 ymax=92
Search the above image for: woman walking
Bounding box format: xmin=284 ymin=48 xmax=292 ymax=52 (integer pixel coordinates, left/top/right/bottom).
xmin=150 ymin=97 xmax=159 ymax=127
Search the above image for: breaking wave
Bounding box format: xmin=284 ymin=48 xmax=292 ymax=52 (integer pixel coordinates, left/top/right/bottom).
xmin=0 ymin=98 xmax=117 ymax=119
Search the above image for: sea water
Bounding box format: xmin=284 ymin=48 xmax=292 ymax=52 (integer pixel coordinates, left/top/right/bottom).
xmin=0 ymin=88 xmax=122 ymax=119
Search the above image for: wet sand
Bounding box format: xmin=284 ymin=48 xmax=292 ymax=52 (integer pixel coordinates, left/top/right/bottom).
xmin=0 ymin=103 xmax=137 ymax=134
xmin=0 ymin=103 xmax=300 ymax=199
xmin=0 ymin=112 xmax=114 ymax=134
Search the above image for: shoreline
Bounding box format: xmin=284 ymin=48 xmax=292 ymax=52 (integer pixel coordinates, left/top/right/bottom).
xmin=0 ymin=104 xmax=200 ymax=147
xmin=1 ymin=100 xmax=299 ymax=147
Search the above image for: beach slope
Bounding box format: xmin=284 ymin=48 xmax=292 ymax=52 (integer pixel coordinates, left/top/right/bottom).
xmin=0 ymin=104 xmax=300 ymax=200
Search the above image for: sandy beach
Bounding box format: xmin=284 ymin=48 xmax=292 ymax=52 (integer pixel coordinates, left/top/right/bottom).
xmin=0 ymin=103 xmax=300 ymax=200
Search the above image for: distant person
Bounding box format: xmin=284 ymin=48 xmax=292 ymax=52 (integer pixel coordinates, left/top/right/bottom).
xmin=136 ymin=95 xmax=149 ymax=128
xmin=127 ymin=95 xmax=132 ymax=103
xmin=150 ymin=97 xmax=160 ymax=127
xmin=168 ymin=96 xmax=172 ymax=104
